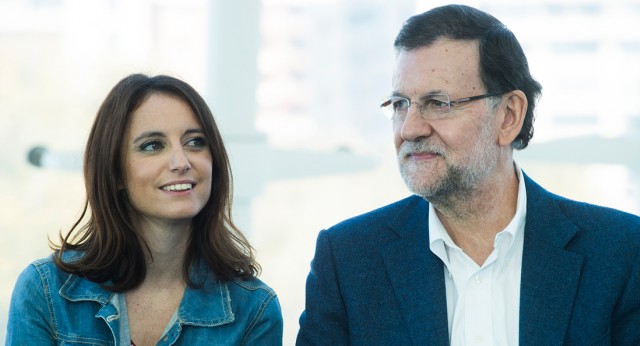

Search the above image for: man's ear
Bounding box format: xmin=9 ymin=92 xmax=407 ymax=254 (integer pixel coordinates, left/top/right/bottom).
xmin=497 ymin=90 xmax=527 ymax=148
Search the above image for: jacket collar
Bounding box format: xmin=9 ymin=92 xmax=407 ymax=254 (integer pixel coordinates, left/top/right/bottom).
xmin=519 ymin=173 xmax=583 ymax=346
xmin=382 ymin=196 xmax=450 ymax=346
xmin=59 ymin=258 xmax=235 ymax=327
xmin=177 ymin=268 xmax=234 ymax=327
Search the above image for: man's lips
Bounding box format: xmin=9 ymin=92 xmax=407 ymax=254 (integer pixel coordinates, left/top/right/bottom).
xmin=405 ymin=151 xmax=440 ymax=160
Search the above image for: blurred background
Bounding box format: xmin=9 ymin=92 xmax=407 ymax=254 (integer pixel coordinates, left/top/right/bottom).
xmin=1 ymin=0 xmax=639 ymax=344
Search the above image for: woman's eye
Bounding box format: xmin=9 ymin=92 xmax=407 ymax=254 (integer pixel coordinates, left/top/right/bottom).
xmin=139 ymin=141 xmax=164 ymax=152
xmin=185 ymin=137 xmax=207 ymax=149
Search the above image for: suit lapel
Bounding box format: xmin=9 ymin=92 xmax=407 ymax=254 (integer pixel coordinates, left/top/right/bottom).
xmin=519 ymin=175 xmax=584 ymax=346
xmin=381 ymin=196 xmax=449 ymax=346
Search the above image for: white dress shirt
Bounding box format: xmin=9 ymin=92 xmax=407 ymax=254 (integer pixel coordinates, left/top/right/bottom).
xmin=429 ymin=166 xmax=527 ymax=346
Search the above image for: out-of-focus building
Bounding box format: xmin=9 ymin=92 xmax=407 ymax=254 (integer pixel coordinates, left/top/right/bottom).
xmin=477 ymin=1 xmax=640 ymax=140
xmin=257 ymin=0 xmax=415 ymax=153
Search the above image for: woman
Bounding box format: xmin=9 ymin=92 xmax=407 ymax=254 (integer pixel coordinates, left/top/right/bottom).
xmin=6 ymin=74 xmax=283 ymax=345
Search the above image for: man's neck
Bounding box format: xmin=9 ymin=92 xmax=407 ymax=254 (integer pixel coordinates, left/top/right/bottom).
xmin=433 ymin=164 xmax=520 ymax=266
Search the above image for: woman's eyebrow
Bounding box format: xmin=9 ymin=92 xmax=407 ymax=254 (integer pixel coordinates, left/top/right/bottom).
xmin=183 ymin=128 xmax=205 ymax=136
xmin=133 ymin=131 xmax=165 ymax=145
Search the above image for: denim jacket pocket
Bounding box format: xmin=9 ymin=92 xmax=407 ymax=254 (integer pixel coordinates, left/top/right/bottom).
xmin=57 ymin=332 xmax=115 ymax=346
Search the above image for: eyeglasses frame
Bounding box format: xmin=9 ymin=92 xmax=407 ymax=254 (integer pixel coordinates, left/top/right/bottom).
xmin=380 ymin=91 xmax=508 ymax=120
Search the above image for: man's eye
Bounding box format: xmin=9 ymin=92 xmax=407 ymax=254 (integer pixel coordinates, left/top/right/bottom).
xmin=392 ymin=99 xmax=409 ymax=111
xmin=425 ymin=99 xmax=449 ymax=110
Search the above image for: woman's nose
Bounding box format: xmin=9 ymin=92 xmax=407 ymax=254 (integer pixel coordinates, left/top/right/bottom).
xmin=169 ymin=148 xmax=191 ymax=172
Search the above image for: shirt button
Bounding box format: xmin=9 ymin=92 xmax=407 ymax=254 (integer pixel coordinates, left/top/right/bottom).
xmin=475 ymin=276 xmax=481 ymax=284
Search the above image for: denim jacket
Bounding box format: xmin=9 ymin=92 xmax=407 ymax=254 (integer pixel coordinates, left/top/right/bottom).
xmin=6 ymin=253 xmax=283 ymax=345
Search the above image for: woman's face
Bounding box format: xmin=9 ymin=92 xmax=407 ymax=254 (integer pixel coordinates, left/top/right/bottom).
xmin=121 ymin=93 xmax=212 ymax=226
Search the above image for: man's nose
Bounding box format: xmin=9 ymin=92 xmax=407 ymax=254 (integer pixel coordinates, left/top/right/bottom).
xmin=399 ymin=105 xmax=433 ymax=142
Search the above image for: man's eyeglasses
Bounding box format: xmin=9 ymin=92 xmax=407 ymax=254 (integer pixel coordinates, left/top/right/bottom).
xmin=380 ymin=91 xmax=507 ymax=120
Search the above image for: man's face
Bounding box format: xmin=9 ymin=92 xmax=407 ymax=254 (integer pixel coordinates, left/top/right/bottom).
xmin=392 ymin=38 xmax=501 ymax=202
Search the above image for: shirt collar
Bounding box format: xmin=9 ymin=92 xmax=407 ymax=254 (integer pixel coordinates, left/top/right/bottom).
xmin=429 ymin=162 xmax=528 ymax=266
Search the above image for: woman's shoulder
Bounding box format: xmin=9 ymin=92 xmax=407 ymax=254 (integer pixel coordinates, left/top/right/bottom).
xmin=12 ymin=253 xmax=75 ymax=303
xmin=20 ymin=253 xmax=61 ymax=279
xmin=192 ymin=261 xmax=276 ymax=297
xmin=229 ymin=276 xmax=277 ymax=297
xmin=23 ymin=250 xmax=82 ymax=275
xmin=226 ymin=276 xmax=282 ymax=326
xmin=225 ymin=276 xmax=281 ymax=321
xmin=17 ymin=251 xmax=78 ymax=285
xmin=17 ymin=250 xmax=97 ymax=296
xmin=181 ymin=273 xmax=281 ymax=324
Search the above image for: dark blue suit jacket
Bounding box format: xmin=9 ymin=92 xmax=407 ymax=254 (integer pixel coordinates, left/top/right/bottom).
xmin=297 ymin=174 xmax=640 ymax=345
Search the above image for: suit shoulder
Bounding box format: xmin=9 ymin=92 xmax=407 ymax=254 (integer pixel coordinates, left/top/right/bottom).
xmin=526 ymin=174 xmax=639 ymax=240
xmin=551 ymin=195 xmax=640 ymax=247
xmin=322 ymin=195 xmax=424 ymax=240
xmin=554 ymin=195 xmax=640 ymax=228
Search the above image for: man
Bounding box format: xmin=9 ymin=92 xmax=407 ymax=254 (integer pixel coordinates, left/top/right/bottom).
xmin=297 ymin=4 xmax=640 ymax=346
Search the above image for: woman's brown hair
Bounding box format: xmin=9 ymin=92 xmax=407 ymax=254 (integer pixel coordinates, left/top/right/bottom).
xmin=52 ymin=74 xmax=259 ymax=291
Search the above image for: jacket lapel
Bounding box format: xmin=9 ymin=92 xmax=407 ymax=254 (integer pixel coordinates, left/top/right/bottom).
xmin=381 ymin=196 xmax=449 ymax=346
xmin=519 ymin=175 xmax=584 ymax=346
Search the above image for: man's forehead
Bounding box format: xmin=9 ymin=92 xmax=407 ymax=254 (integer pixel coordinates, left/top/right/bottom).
xmin=391 ymin=39 xmax=482 ymax=96
xmin=394 ymin=39 xmax=480 ymax=65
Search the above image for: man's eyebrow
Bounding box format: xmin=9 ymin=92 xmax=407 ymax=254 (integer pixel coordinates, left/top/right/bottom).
xmin=390 ymin=89 xmax=448 ymax=98
xmin=133 ymin=131 xmax=165 ymax=145
xmin=421 ymin=90 xmax=447 ymax=98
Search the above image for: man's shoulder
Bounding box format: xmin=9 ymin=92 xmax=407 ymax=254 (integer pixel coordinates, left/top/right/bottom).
xmin=556 ymin=196 xmax=639 ymax=223
xmin=322 ymin=195 xmax=426 ymax=240
xmin=532 ymin=179 xmax=639 ymax=229
xmin=526 ymin=173 xmax=639 ymax=226
xmin=554 ymin=195 xmax=640 ymax=241
xmin=526 ymin=175 xmax=640 ymax=247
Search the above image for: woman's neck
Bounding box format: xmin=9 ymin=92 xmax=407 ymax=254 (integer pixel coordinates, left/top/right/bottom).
xmin=133 ymin=217 xmax=192 ymax=284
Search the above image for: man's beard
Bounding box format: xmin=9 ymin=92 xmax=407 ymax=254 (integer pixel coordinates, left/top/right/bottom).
xmin=397 ymin=127 xmax=497 ymax=208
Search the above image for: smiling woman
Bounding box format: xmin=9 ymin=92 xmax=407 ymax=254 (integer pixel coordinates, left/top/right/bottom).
xmin=123 ymin=93 xmax=213 ymax=227
xmin=5 ymin=74 xmax=283 ymax=346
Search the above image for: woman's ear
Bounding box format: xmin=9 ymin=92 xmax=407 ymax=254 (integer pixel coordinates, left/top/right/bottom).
xmin=498 ymin=90 xmax=528 ymax=148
